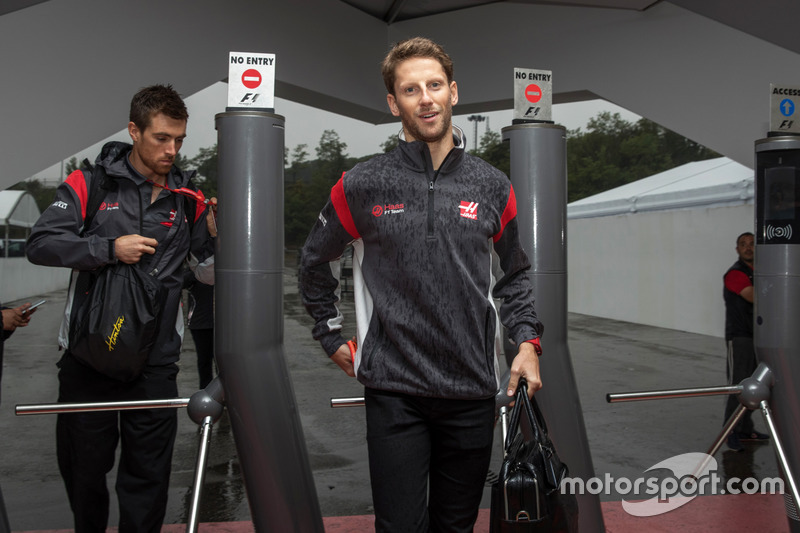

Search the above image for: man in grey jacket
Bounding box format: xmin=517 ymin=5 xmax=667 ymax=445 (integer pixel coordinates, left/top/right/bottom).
xmin=27 ymin=84 xmax=215 ymax=533
xmin=299 ymin=38 xmax=543 ymax=532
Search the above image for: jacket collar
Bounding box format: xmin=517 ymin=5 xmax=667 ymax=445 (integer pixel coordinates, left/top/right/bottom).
xmin=98 ymin=141 xmax=195 ymax=188
xmin=397 ymin=125 xmax=466 ymax=174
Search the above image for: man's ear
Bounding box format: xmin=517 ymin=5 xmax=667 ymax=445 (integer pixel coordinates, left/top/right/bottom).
xmin=387 ymin=94 xmax=400 ymax=117
xmin=128 ymin=122 xmax=140 ymax=143
xmin=450 ymin=81 xmax=458 ymax=106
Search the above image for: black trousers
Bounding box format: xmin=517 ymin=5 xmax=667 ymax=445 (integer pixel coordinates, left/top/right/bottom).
xmin=56 ymin=353 xmax=178 ymax=533
xmin=189 ymin=328 xmax=215 ymax=389
xmin=724 ymin=337 xmax=757 ymax=434
xmin=365 ymin=387 xmax=496 ymax=533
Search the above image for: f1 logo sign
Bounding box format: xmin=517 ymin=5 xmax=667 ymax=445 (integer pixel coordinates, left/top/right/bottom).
xmin=240 ymin=93 xmax=261 ymax=104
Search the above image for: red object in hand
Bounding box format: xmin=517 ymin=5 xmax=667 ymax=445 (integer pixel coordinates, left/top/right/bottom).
xmin=347 ymin=340 xmax=357 ymax=364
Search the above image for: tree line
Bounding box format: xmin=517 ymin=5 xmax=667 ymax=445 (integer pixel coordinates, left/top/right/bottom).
xmin=13 ymin=112 xmax=718 ymax=248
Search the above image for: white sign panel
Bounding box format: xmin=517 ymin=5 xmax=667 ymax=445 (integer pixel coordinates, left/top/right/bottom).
xmin=513 ymin=68 xmax=553 ymax=123
xmin=228 ymin=51 xmax=276 ymax=110
xmin=770 ymin=84 xmax=800 ymax=134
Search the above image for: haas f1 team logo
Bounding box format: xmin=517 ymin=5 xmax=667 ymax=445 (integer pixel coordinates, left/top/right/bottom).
xmin=373 ymin=203 xmax=405 ymax=217
xmin=459 ymin=201 xmax=478 ymax=220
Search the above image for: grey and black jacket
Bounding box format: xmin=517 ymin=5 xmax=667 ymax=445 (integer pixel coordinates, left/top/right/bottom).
xmin=27 ymin=141 xmax=215 ymax=367
xmin=299 ymin=128 xmax=543 ymax=400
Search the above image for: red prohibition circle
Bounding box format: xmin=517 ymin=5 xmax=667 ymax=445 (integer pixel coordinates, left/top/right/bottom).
xmin=525 ymin=84 xmax=542 ymax=103
xmin=242 ymin=69 xmax=262 ymax=89
xmin=372 ymin=205 xmax=384 ymax=217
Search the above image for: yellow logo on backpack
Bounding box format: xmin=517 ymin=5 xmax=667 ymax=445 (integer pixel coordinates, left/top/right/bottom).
xmin=106 ymin=316 xmax=125 ymax=351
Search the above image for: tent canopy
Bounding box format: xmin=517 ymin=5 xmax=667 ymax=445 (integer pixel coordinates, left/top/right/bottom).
xmin=0 ymin=190 xmax=42 ymax=228
xmin=567 ymin=157 xmax=753 ymax=219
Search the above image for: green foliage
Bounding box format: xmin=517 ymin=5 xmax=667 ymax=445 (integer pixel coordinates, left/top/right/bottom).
xmin=566 ymin=112 xmax=718 ymax=202
xmin=187 ymin=145 xmax=218 ymax=199
xmin=285 ymin=131 xmax=353 ymax=247
xmin=471 ymin=129 xmax=510 ymax=176
xmin=65 ymin=157 xmax=80 ymax=175
xmin=381 ymin=132 xmax=399 ymax=153
xmin=180 ymin=110 xmax=718 ymax=249
xmin=291 ymin=144 xmax=309 ymax=168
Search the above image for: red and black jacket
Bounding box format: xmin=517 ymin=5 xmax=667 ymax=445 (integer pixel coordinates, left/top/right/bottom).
xmin=299 ymin=129 xmax=543 ymax=400
xmin=27 ymin=141 xmax=213 ymax=366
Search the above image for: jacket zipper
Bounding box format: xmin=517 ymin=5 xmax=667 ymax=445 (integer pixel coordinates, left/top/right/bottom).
xmin=427 ymin=179 xmax=435 ymax=239
xmin=426 ymin=149 xmax=455 ymax=239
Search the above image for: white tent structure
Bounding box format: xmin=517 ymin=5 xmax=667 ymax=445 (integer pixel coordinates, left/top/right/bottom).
xmin=0 ymin=190 xmax=69 ymax=302
xmin=567 ymin=157 xmax=754 ymax=337
xmin=0 ymin=190 xmax=39 ymax=256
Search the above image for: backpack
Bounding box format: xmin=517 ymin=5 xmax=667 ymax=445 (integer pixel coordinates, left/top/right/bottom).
xmin=68 ymin=160 xmax=197 ymax=381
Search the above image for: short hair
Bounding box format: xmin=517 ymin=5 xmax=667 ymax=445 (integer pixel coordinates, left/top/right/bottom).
xmin=736 ymin=232 xmax=754 ymax=245
xmin=381 ymin=37 xmax=454 ymax=96
xmin=129 ymin=84 xmax=189 ymax=131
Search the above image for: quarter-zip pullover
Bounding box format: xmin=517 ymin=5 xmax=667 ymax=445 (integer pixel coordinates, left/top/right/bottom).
xmin=299 ymin=127 xmax=543 ymax=400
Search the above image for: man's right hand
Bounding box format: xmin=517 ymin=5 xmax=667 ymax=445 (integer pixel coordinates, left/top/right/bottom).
xmin=114 ymin=234 xmax=158 ymax=264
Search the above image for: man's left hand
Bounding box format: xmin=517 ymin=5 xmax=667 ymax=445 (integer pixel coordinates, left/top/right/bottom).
xmin=507 ymin=340 xmax=542 ymax=399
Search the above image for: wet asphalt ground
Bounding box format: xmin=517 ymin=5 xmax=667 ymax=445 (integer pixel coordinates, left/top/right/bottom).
xmin=0 ymin=255 xmax=780 ymax=529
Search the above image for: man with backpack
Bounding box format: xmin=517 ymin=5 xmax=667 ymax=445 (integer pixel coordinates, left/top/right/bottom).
xmin=26 ymin=84 xmax=216 ymax=532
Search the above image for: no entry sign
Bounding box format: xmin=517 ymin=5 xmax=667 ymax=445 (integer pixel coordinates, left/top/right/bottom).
xmin=525 ymin=84 xmax=542 ymax=103
xmin=228 ymin=51 xmax=276 ymax=110
xmin=242 ymin=69 xmax=262 ymax=89
xmin=513 ymin=68 xmax=552 ymax=123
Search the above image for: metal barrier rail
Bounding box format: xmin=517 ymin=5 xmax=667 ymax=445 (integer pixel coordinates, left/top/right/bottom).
xmin=16 ymin=398 xmax=190 ymax=415
xmin=607 ymin=363 xmax=800 ymax=507
xmin=606 ymin=384 xmax=742 ymax=403
xmin=330 ymin=397 xmax=365 ymax=408
xmin=14 ymin=378 xmax=226 ymax=533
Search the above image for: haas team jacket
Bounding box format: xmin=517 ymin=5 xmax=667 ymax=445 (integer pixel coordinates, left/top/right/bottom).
xmin=299 ymin=128 xmax=543 ymax=400
xmin=27 ymin=141 xmax=214 ymax=367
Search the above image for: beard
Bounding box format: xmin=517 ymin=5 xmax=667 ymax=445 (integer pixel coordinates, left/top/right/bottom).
xmin=399 ymin=103 xmax=453 ymax=144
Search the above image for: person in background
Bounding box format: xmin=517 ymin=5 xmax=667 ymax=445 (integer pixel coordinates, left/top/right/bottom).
xmin=723 ymin=231 xmax=768 ymax=451
xmin=0 ymin=300 xmax=37 ymax=533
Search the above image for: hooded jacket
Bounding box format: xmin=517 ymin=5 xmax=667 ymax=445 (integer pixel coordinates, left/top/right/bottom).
xmin=299 ymin=128 xmax=543 ymax=400
xmin=27 ymin=141 xmax=214 ymax=366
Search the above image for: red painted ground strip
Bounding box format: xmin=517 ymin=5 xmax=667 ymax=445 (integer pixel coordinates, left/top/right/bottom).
xmin=15 ymin=493 xmax=790 ymax=533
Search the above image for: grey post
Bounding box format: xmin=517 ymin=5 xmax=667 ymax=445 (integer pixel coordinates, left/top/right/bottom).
xmin=502 ymin=122 xmax=605 ymax=532
xmin=754 ymin=135 xmax=800 ymax=532
xmin=215 ymin=110 xmax=324 ymax=532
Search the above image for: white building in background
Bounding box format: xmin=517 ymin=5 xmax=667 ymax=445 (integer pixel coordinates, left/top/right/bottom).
xmin=0 ymin=190 xmax=69 ymax=302
xmin=567 ymin=157 xmax=754 ymax=338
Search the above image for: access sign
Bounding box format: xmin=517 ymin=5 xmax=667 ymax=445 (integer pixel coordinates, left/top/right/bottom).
xmin=228 ymin=52 xmax=276 ymax=110
xmin=513 ymin=68 xmax=552 ymax=123
xmin=770 ymin=84 xmax=800 ymax=135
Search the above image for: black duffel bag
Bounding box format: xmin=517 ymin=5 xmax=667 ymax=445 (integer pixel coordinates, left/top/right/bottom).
xmin=490 ymin=380 xmax=579 ymax=532
xmin=69 ymin=262 xmax=167 ymax=382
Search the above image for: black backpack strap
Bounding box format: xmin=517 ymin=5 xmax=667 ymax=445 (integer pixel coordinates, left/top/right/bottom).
xmin=81 ymin=159 xmax=118 ymax=234
xmin=182 ymin=177 xmax=199 ymax=230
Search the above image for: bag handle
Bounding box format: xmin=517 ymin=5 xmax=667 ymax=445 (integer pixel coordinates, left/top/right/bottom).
xmin=504 ymin=378 xmax=548 ymax=452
